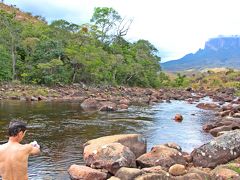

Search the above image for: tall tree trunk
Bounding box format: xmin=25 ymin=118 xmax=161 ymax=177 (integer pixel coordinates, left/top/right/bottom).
xmin=72 ymin=66 xmax=77 ymax=83
xmin=72 ymin=72 xmax=76 ymax=83
xmin=11 ymin=37 xmax=16 ymax=81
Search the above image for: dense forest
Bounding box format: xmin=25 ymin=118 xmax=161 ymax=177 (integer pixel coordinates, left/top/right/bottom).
xmin=0 ymin=4 xmax=168 ymax=87
xmin=1 ymin=3 xmax=240 ymax=94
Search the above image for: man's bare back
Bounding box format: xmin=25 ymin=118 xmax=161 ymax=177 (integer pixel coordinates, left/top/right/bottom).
xmin=0 ymin=121 xmax=40 ymax=180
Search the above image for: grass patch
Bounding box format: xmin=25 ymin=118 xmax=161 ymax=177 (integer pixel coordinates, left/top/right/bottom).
xmin=30 ymin=87 xmax=49 ymax=96
xmin=5 ymin=91 xmax=22 ymax=97
xmin=227 ymin=164 xmax=240 ymax=174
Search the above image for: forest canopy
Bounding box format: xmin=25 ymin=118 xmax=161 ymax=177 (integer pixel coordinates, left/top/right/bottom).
xmin=0 ymin=6 xmax=164 ymax=87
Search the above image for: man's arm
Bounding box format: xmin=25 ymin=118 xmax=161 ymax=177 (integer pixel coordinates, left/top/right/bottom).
xmin=25 ymin=144 xmax=41 ymax=155
xmin=30 ymin=145 xmax=40 ymax=155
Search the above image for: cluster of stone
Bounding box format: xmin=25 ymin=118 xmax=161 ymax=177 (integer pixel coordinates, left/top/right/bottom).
xmin=68 ymin=131 xmax=240 ymax=180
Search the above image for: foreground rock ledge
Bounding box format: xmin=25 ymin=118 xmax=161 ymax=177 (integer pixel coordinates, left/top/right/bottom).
xmin=191 ymin=129 xmax=240 ymax=168
xmin=69 ymin=132 xmax=240 ymax=180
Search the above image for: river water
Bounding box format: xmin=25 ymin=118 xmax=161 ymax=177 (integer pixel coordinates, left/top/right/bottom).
xmin=0 ymin=99 xmax=214 ymax=179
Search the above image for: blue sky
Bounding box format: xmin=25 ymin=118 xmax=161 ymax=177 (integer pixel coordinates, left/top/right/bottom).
xmin=4 ymin=0 xmax=240 ymax=62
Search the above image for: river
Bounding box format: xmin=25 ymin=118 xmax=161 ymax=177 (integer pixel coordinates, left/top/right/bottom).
xmin=0 ymin=98 xmax=214 ymax=179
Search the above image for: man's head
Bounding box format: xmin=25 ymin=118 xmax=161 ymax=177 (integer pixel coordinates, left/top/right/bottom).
xmin=8 ymin=120 xmax=27 ymax=137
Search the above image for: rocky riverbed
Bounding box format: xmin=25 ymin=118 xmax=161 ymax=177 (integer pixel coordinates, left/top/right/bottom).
xmin=68 ymin=131 xmax=240 ymax=180
xmin=0 ymin=84 xmax=237 ymax=111
xmin=1 ymin=84 xmax=240 ymax=179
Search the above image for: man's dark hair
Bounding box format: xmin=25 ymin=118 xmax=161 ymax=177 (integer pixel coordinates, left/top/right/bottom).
xmin=8 ymin=120 xmax=27 ymax=136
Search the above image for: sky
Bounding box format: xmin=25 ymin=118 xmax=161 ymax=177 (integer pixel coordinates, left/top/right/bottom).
xmin=4 ymin=0 xmax=240 ymax=62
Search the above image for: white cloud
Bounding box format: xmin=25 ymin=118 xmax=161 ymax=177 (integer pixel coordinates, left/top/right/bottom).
xmin=5 ymin=0 xmax=240 ymax=62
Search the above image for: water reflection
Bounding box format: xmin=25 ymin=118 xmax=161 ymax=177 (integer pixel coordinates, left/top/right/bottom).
xmin=0 ymin=99 xmax=214 ymax=179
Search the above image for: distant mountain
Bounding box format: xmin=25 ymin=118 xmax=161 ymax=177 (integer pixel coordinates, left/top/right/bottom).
xmin=161 ymin=36 xmax=240 ymax=72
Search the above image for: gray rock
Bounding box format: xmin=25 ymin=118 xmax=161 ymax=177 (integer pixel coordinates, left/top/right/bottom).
xmin=191 ymin=129 xmax=240 ymax=168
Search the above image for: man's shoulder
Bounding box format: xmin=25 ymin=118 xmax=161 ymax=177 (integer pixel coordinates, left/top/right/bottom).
xmin=22 ymin=143 xmax=33 ymax=149
xmin=0 ymin=143 xmax=8 ymax=150
xmin=16 ymin=143 xmax=32 ymax=153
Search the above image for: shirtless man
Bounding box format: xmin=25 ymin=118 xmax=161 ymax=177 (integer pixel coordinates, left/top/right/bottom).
xmin=0 ymin=120 xmax=40 ymax=180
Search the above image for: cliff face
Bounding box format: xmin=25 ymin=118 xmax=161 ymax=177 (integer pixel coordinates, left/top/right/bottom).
xmin=0 ymin=2 xmax=43 ymax=23
xmin=205 ymin=37 xmax=240 ymax=51
xmin=161 ymin=36 xmax=240 ymax=72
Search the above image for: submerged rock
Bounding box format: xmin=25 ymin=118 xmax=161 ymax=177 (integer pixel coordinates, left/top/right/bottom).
xmin=81 ymin=98 xmax=98 ymax=110
xmin=98 ymin=101 xmax=117 ymax=111
xmin=174 ymin=114 xmax=183 ymax=122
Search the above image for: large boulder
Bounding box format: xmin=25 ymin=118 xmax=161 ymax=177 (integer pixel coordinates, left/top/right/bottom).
xmin=68 ymin=164 xmax=107 ymax=180
xmin=209 ymin=125 xmax=235 ymax=137
xmin=85 ymin=142 xmax=136 ymax=175
xmin=203 ymin=116 xmax=240 ymax=133
xmin=136 ymin=144 xmax=186 ymax=170
xmin=83 ymin=134 xmax=146 ymax=161
xmin=191 ymin=129 xmax=240 ymax=168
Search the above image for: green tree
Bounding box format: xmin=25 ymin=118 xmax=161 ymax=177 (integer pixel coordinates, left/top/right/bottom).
xmin=0 ymin=10 xmax=22 ymax=80
xmin=0 ymin=45 xmax=11 ymax=81
xmin=91 ymin=7 xmax=121 ymax=43
xmin=158 ymin=72 xmax=170 ymax=87
xmin=50 ymin=19 xmax=80 ymax=33
xmin=173 ymin=73 xmax=189 ymax=87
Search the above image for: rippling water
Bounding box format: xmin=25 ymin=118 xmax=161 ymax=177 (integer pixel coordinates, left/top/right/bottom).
xmin=0 ymin=98 xmax=215 ymax=179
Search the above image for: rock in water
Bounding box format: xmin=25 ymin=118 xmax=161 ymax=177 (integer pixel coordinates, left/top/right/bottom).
xmin=174 ymin=114 xmax=183 ymax=122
